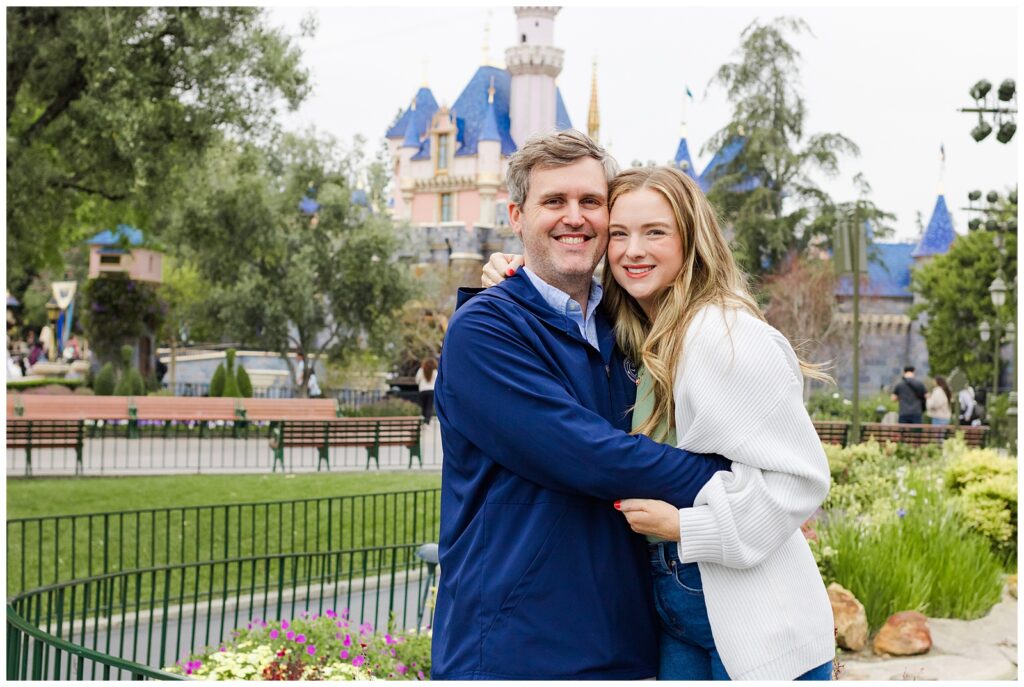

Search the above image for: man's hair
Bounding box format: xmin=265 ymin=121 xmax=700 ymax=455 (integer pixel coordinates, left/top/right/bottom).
xmin=904 ymin=365 xmax=916 ymax=373
xmin=505 ymin=129 xmax=618 ymax=206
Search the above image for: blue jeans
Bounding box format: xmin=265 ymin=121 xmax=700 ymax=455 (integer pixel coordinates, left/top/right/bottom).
xmin=649 ymin=542 xmax=833 ymax=681
xmin=930 ymin=417 xmax=950 ymax=425
xmin=898 ymin=413 xmax=923 ymax=424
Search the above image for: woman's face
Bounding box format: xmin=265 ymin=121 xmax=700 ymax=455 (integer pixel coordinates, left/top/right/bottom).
xmin=607 ymin=188 xmax=684 ymax=318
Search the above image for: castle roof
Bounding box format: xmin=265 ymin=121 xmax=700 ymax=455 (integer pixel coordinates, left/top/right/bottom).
xmin=88 ymin=224 xmax=145 ymax=247
xmin=385 ymin=87 xmax=439 ymax=141
xmin=674 ymin=136 xmax=697 ymax=179
xmin=836 ymin=241 xmax=916 ymax=299
xmin=393 ymin=66 xmax=573 ymax=161
xmin=698 ymin=137 xmax=758 ymax=193
xmin=912 ymin=194 xmax=956 ymax=258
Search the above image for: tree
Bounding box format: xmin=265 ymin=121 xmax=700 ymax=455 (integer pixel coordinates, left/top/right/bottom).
xmin=165 ymin=132 xmax=415 ymax=396
xmin=762 ymin=256 xmax=841 ymax=397
xmin=80 ymin=272 xmax=166 ymax=363
xmin=703 ymin=17 xmax=889 ymax=278
xmin=6 ymin=7 xmax=310 ymax=293
xmin=911 ymin=230 xmax=1017 ymax=388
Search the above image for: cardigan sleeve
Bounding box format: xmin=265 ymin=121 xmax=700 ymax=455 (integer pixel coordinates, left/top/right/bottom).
xmin=672 ymin=306 xmax=831 ymax=569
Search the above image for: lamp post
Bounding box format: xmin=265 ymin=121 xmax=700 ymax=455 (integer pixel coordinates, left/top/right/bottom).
xmin=959 ymin=78 xmax=1017 ymax=143
xmin=45 ymin=299 xmax=60 ymax=362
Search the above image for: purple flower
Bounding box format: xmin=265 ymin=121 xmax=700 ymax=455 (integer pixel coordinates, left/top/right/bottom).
xmin=390 ymin=648 xmax=397 ymax=657
xmin=307 ymin=645 xmax=316 ymax=655
xmin=295 ymin=634 xmax=306 ymax=643
xmin=281 ymin=620 xmax=289 ymax=629
xmin=418 ymin=670 xmax=425 ymax=680
xmin=352 ymin=655 xmax=365 ymax=668
xmin=326 ymin=609 xmax=337 ymax=618
xmin=397 ymin=664 xmax=408 ymax=675
xmin=286 ymin=631 xmax=296 ymax=641
xmin=897 ymin=508 xmax=907 ymax=519
xmin=269 ymin=629 xmax=279 ymax=639
xmin=219 ymin=647 xmax=226 ymax=652
xmin=335 ymin=633 xmax=342 ymax=640
xmin=385 ymin=633 xmax=396 ymax=645
xmin=342 ymin=608 xmax=349 ymax=618
xmin=339 ymin=649 xmax=349 ymax=660
xmin=343 ymin=634 xmax=351 ymax=647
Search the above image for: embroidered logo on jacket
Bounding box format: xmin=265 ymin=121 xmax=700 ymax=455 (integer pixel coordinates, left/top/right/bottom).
xmin=623 ymin=358 xmax=639 ymax=384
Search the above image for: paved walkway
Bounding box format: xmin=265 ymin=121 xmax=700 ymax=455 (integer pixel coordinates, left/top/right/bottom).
xmin=838 ymin=587 xmax=1017 ymax=680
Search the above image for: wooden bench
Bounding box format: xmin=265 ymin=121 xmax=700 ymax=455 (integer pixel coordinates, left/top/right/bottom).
xmin=244 ymin=398 xmax=340 ymax=421
xmin=6 ymin=419 xmax=84 ymax=476
xmin=860 ymin=423 xmax=988 ymax=448
xmin=812 ymin=421 xmax=850 ymax=447
xmin=269 ymin=417 xmax=423 ymax=471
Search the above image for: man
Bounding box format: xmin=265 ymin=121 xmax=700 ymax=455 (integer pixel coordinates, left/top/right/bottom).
xmin=891 ymin=365 xmax=927 ymax=424
xmin=432 ymin=130 xmax=731 ymax=680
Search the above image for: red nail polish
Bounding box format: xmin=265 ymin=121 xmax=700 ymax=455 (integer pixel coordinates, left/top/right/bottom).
xmin=613 ymin=500 xmax=621 ymax=510
xmin=506 ymin=268 xmax=515 ymax=277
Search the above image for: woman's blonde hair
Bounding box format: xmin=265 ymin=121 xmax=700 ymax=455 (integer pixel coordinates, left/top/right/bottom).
xmin=601 ymin=166 xmax=828 ymax=439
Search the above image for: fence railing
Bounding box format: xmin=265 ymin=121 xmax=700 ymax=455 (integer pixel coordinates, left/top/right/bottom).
xmin=7 ymin=544 xmax=438 ymax=681
xmin=7 ymin=489 xmax=442 ymax=600
xmin=7 ymin=419 xmax=444 ymax=476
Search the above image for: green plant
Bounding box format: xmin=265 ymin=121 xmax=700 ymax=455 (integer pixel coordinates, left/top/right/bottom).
xmin=237 ymin=365 xmax=254 ymax=398
xmin=81 ymin=273 xmax=167 ymax=362
xmin=985 ymin=393 xmax=1013 ymax=449
xmin=93 ymin=363 xmax=117 ymax=395
xmin=210 ymin=363 xmax=226 ymax=398
xmin=815 ymin=471 xmax=1004 ymax=632
xmin=806 ymin=391 xmax=896 ymax=423
xmin=164 ymin=611 xmax=431 ymax=680
xmin=222 ymin=348 xmax=242 ymax=398
xmin=340 ymin=398 xmax=420 ymax=417
xmin=8 ymin=377 xmax=87 ymax=391
xmin=944 ymin=437 xmax=1017 ymax=565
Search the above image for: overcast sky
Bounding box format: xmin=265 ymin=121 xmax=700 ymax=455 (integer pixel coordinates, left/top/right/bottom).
xmin=266 ymin=3 xmax=1018 ymax=242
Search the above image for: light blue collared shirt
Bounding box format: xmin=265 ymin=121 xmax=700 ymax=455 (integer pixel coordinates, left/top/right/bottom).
xmin=521 ymin=267 xmax=604 ymax=351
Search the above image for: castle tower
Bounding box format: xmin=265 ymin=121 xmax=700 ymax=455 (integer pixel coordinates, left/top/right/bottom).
xmin=505 ymin=6 xmax=563 ymax=147
xmin=477 ymin=78 xmax=503 ymax=227
xmin=587 ymin=58 xmax=600 ymax=141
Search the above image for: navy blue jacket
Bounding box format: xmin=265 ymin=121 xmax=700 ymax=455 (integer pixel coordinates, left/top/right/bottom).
xmin=432 ymin=272 xmax=731 ymax=680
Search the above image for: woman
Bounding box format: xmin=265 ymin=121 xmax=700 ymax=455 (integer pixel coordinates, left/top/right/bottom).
xmin=927 ymin=375 xmax=953 ymax=425
xmin=415 ymin=357 xmax=437 ymax=424
xmin=483 ymin=166 xmax=834 ymax=680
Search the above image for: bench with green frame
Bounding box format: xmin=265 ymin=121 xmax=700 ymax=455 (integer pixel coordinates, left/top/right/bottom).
xmin=269 ymin=417 xmax=423 ymax=471
xmin=6 ymin=419 xmax=85 ymax=476
xmin=859 ymin=422 xmax=988 ymax=448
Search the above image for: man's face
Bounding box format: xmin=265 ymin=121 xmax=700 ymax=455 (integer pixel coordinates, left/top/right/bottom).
xmin=508 ymin=158 xmax=609 ymax=289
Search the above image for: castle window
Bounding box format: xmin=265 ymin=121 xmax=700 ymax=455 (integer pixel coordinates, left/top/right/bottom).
xmin=521 ymin=33 xmax=527 ymax=43
xmin=100 ymin=254 xmax=121 ymax=266
xmin=437 ymin=133 xmax=449 ymax=171
xmin=440 ymin=193 xmax=453 ymax=222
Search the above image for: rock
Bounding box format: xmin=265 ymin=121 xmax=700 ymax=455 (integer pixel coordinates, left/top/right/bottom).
xmin=1008 ymin=575 xmax=1017 ymax=599
xmin=827 ymin=583 xmax=868 ymax=651
xmin=873 ymin=610 xmax=932 ymax=656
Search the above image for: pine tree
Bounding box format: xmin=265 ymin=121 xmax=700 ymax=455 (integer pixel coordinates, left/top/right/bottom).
xmin=236 ymin=364 xmax=254 ymax=398
xmin=209 ymin=363 xmax=226 ymax=397
xmin=222 ymin=348 xmax=242 ymax=397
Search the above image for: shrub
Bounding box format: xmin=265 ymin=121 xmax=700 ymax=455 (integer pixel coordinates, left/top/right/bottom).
xmin=93 ymin=364 xmax=117 ymax=395
xmin=222 ymin=349 xmax=242 ymax=398
xmin=815 ymin=468 xmax=1004 ymax=632
xmin=807 ymin=390 xmax=896 ymax=423
xmin=944 ymin=437 xmax=1017 ymax=564
xmin=126 ymin=368 xmax=146 ymax=396
xmin=8 ymin=377 xmax=87 ymax=391
xmin=237 ymin=365 xmax=254 ymax=398
xmin=210 ymin=363 xmax=226 ymax=398
xmin=340 ymin=397 xmax=420 ymax=417
xmin=113 ymin=371 xmax=132 ymax=396
xmin=164 ymin=610 xmax=431 ymax=680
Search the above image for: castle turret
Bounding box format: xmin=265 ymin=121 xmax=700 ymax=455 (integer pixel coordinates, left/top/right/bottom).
xmin=397 ymin=102 xmax=421 ymax=221
xmin=587 ymin=58 xmax=600 ymax=141
xmin=477 ymin=78 xmax=503 ymax=227
xmin=505 ymin=6 xmax=563 ymax=147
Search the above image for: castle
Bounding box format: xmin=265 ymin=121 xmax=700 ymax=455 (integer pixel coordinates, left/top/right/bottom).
xmin=383 ymin=6 xmax=960 ymax=395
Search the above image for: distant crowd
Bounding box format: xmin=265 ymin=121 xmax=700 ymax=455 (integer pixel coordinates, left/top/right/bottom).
xmin=6 ymin=328 xmax=86 ymax=378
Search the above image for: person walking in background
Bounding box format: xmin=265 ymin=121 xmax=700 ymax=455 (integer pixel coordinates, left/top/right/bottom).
xmin=414 ymin=357 xmax=437 ymax=424
xmin=927 ymin=375 xmax=953 ymax=425
xmin=891 ymin=365 xmax=927 ymax=424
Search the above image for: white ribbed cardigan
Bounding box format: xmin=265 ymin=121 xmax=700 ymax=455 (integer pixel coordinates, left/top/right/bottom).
xmin=672 ymin=305 xmax=835 ymax=680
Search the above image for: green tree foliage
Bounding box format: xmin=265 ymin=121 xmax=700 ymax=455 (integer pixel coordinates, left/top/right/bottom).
xmin=222 ymin=348 xmax=242 ymax=398
xmin=93 ymin=362 xmax=116 ymax=395
xmin=910 ymin=230 xmax=1016 ymax=388
xmin=209 ymin=363 xmax=226 ymax=398
xmin=703 ymin=17 xmax=891 ymax=278
xmin=80 ymin=273 xmax=166 ymax=363
xmin=236 ymin=364 xmax=254 ymax=398
xmin=166 ymin=132 xmax=415 ymax=395
xmin=6 ymin=7 xmax=310 ymax=293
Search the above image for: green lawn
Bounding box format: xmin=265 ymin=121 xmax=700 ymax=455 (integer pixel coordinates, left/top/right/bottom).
xmin=7 ymin=471 xmax=442 ymax=603
xmin=7 ymin=471 xmax=441 ymax=519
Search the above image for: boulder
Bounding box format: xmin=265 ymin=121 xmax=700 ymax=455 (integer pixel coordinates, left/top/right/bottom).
xmin=827 ymin=583 xmax=868 ymax=651
xmin=873 ymin=610 xmax=931 ymax=656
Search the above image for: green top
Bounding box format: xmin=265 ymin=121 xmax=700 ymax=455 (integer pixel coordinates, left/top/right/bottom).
xmin=632 ymin=367 xmax=676 ymax=544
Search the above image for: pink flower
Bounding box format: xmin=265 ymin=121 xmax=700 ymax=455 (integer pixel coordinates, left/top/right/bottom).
xmin=352 ymin=655 xmax=365 ymax=668
xmin=418 ymin=670 xmax=426 ymax=679
xmin=397 ymin=663 xmax=408 ymax=675
xmin=286 ymin=631 xmax=296 ymax=641
xmin=269 ymin=629 xmax=279 ymax=639
xmin=385 ymin=633 xmax=396 ymax=645
xmin=295 ymin=634 xmax=306 ymax=643
xmin=281 ymin=620 xmax=289 ymax=630
xmin=326 ymin=609 xmax=337 ymax=618
xmin=339 ymin=649 xmax=349 ymax=660
xmin=343 ymin=634 xmax=352 ymax=647
xmin=307 ymin=645 xmax=316 ymax=655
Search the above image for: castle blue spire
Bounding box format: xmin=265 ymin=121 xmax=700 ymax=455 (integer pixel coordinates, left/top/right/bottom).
xmin=400 ymin=109 xmax=421 ymax=149
xmin=674 ymin=135 xmax=696 ymax=179
xmin=386 ymin=87 xmax=439 ymax=140
xmin=479 ymin=79 xmax=501 ymax=143
xmin=912 ymin=194 xmax=956 ymax=258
